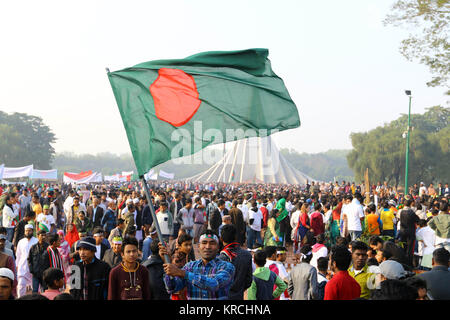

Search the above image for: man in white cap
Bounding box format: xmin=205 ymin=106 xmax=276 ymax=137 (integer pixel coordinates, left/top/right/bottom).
xmin=15 ymin=224 xmax=37 ymax=297
xmin=379 ymin=260 xmax=406 ymax=282
xmin=0 ymin=267 xmax=15 ymax=300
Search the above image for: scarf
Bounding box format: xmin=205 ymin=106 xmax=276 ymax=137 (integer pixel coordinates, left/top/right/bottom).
xmin=47 ymin=246 xmax=65 ymax=277
xmin=312 ymin=243 xmax=325 ymax=253
xmin=220 ymin=242 xmax=240 ymax=262
xmin=65 ymin=224 xmax=80 ymax=248
xmin=275 ymin=198 xmax=289 ymax=223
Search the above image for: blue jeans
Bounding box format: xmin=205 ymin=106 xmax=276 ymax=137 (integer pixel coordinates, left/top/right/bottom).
xmin=5 ymin=227 xmax=14 ymax=242
xmin=247 ymin=228 xmax=262 ymax=249
xmin=32 ymin=276 xmax=41 ymax=293
xmin=349 ymin=230 xmax=362 ymax=241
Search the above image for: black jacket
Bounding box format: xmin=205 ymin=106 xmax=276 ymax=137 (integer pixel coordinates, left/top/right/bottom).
xmin=142 ymin=255 xmax=170 ymax=300
xmin=142 ymin=205 xmax=154 ymax=226
xmin=27 ymin=242 xmax=49 ymax=279
xmin=87 ymin=205 xmax=105 ymax=228
xmin=218 ymin=245 xmax=253 ymax=300
xmin=70 ymin=258 xmax=111 ymax=300
xmin=399 ymin=208 xmax=420 ymax=237
xmin=98 ymin=243 xmax=109 ymax=260
xmin=210 ymin=208 xmax=228 ymax=233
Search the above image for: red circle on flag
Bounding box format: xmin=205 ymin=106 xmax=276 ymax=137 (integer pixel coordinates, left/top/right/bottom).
xmin=150 ymin=68 xmax=201 ymax=127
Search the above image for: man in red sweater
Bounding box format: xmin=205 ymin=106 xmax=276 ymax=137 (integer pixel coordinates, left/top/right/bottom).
xmin=324 ymin=245 xmax=361 ymax=300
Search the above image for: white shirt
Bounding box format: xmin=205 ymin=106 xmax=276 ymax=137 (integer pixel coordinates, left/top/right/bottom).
xmin=343 ymin=199 xmax=364 ymax=231
xmin=416 ymin=226 xmax=435 ymax=256
xmin=63 ymin=196 xmax=74 ymax=214
xmin=2 ymin=205 xmax=18 ymax=228
xmin=419 ymin=186 xmax=427 ymax=197
xmin=266 ymin=202 xmax=274 ymax=214
xmin=95 ymin=244 xmax=102 ymax=259
xmin=36 ymin=213 xmax=55 ymax=232
xmin=286 ymin=201 xmax=294 ymax=213
xmin=238 ymin=204 xmax=249 ymax=224
xmin=249 ymin=208 xmax=263 ymax=232
xmin=16 ymin=237 xmax=38 ymax=277
xmin=156 ymin=211 xmax=172 ymax=235
xmin=323 ymin=210 xmax=332 ymax=225
xmin=310 ymin=246 xmax=328 ymax=270
xmin=179 ymin=207 xmax=194 ymax=229
xmin=290 ymin=210 xmax=301 ymax=229
xmin=274 ymin=261 xmax=290 ymax=300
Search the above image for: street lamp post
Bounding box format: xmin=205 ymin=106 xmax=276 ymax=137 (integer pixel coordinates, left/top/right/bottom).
xmin=404 ymin=90 xmax=412 ymax=195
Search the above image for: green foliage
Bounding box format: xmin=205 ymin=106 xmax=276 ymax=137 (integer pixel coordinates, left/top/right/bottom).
xmin=0 ymin=111 xmax=56 ymax=169
xmin=280 ymin=149 xmax=355 ymax=182
xmin=384 ymin=0 xmax=450 ymax=92
xmin=347 ymin=106 xmax=450 ymax=187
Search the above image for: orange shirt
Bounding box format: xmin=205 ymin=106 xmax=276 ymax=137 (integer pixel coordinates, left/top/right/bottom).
xmin=366 ymin=213 xmax=380 ymax=235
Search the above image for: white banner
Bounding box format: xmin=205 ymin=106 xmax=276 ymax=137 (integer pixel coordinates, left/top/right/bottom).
xmin=149 ymin=172 xmax=158 ymax=180
xmin=122 ymin=171 xmax=133 ymax=176
xmin=0 ymin=164 xmax=4 ymax=180
xmin=63 ymin=172 xmax=102 ymax=184
xmin=144 ymin=169 xmax=155 ymax=180
xmin=2 ymin=180 xmax=27 ymax=185
xmin=159 ymin=170 xmax=174 ymax=179
xmin=104 ymin=174 xmax=120 ymax=182
xmin=31 ymin=169 xmax=58 ymax=180
xmin=3 ymin=165 xmax=34 ymax=179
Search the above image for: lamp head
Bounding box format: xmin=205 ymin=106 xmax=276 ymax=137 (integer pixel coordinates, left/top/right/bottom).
xmin=405 ymin=90 xmax=411 ymax=96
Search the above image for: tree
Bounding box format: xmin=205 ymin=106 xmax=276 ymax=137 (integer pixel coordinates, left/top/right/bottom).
xmin=347 ymin=106 xmax=450 ymax=187
xmin=384 ymin=0 xmax=450 ymax=92
xmin=0 ymin=111 xmax=56 ymax=169
xmin=0 ymin=123 xmax=23 ymax=165
xmin=280 ymin=149 xmax=355 ymax=182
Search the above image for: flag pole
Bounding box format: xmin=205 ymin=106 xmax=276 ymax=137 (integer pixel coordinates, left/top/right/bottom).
xmin=106 ymin=67 xmax=170 ymax=263
xmin=140 ymin=175 xmax=171 ymax=264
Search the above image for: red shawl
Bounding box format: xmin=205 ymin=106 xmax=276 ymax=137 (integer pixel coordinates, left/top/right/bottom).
xmin=65 ymin=224 xmax=80 ymax=248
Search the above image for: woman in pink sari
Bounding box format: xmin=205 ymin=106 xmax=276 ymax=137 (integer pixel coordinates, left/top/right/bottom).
xmin=57 ymin=229 xmax=71 ymax=283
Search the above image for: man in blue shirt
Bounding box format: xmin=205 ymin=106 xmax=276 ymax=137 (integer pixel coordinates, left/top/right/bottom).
xmin=160 ymin=229 xmax=235 ymax=300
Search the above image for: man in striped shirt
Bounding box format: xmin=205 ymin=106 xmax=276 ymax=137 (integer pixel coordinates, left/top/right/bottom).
xmin=161 ymin=229 xmax=235 ymax=300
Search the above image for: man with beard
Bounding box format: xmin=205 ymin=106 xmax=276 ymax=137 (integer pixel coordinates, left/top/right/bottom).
xmin=161 ymin=229 xmax=235 ymax=300
xmin=16 ymin=224 xmax=38 ymax=297
xmin=102 ymin=237 xmax=123 ymax=268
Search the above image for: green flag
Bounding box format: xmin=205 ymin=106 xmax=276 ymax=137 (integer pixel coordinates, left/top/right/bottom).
xmin=107 ymin=48 xmax=300 ymax=176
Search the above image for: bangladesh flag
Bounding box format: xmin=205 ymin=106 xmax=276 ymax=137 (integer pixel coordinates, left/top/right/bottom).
xmin=107 ymin=49 xmax=300 ymax=176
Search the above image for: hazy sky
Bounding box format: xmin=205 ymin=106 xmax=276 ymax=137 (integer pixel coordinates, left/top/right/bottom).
xmin=0 ymin=0 xmax=447 ymax=157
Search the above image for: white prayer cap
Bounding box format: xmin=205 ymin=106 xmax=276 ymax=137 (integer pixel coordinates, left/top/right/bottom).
xmin=0 ymin=268 xmax=14 ymax=281
xmin=25 ymin=224 xmax=34 ymax=230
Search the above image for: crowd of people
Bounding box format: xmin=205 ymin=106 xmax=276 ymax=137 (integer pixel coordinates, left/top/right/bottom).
xmin=0 ymin=179 xmax=448 ymax=300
